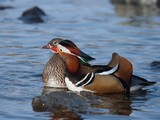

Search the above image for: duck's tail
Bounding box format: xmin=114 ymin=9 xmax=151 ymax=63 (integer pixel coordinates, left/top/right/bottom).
xmin=130 ymin=75 xmax=156 ymax=92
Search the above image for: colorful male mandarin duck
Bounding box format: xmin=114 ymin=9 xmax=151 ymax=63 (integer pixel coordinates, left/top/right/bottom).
xmin=42 ymin=38 xmax=95 ymax=88
xmin=53 ymin=40 xmax=156 ymax=93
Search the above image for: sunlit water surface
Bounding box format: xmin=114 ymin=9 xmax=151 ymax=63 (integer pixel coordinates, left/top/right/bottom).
xmin=0 ymin=0 xmax=160 ymax=120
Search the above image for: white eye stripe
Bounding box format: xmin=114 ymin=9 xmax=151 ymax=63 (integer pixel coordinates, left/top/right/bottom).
xmin=57 ymin=45 xmax=72 ymax=54
xmin=57 ymin=44 xmax=88 ymax=64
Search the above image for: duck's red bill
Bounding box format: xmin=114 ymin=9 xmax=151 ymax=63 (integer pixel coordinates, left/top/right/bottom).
xmin=51 ymin=47 xmax=57 ymax=53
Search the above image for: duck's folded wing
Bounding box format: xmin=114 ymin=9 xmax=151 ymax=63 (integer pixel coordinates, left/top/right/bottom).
xmin=107 ymin=53 xmax=133 ymax=86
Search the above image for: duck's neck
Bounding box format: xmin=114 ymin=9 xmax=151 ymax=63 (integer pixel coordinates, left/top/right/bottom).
xmin=61 ymin=53 xmax=80 ymax=73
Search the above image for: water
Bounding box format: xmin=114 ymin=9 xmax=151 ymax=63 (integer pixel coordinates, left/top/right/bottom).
xmin=0 ymin=0 xmax=160 ymax=119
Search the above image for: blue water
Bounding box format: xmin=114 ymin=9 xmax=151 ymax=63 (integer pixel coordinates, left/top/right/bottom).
xmin=0 ymin=0 xmax=160 ymax=119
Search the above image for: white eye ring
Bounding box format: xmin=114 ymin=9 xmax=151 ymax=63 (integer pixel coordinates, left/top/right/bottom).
xmin=53 ymin=42 xmax=58 ymax=45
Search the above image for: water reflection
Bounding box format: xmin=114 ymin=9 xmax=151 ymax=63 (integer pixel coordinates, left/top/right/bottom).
xmin=95 ymin=93 xmax=132 ymax=115
xmin=32 ymin=87 xmax=150 ymax=119
xmin=49 ymin=110 xmax=83 ymax=120
xmin=120 ymin=17 xmax=160 ymax=27
xmin=111 ymin=0 xmax=160 ymax=17
xmin=32 ymin=87 xmax=83 ymax=120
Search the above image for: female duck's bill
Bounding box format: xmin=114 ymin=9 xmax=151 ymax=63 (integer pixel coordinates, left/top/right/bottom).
xmin=42 ymin=38 xmax=63 ymax=53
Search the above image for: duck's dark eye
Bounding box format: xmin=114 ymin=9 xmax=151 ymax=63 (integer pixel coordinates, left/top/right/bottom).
xmin=60 ymin=49 xmax=62 ymax=52
xmin=53 ymin=42 xmax=58 ymax=45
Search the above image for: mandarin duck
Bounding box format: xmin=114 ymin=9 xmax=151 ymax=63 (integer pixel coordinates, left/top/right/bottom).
xmin=42 ymin=38 xmax=95 ymax=88
xmin=52 ymin=40 xmax=156 ymax=93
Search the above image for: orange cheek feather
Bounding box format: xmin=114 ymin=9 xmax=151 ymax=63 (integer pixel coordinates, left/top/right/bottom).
xmin=58 ymin=51 xmax=79 ymax=73
xmin=66 ymin=54 xmax=79 ymax=73
xmin=70 ymin=48 xmax=80 ymax=56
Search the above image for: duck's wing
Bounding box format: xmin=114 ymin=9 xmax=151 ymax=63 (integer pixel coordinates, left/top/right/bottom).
xmin=107 ymin=53 xmax=133 ymax=86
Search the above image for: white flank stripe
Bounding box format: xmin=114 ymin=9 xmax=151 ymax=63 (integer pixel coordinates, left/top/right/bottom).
xmin=81 ymin=73 xmax=94 ymax=87
xmin=97 ymin=63 xmax=119 ymax=75
xmin=75 ymin=73 xmax=90 ymax=86
xmin=65 ymin=77 xmax=90 ymax=92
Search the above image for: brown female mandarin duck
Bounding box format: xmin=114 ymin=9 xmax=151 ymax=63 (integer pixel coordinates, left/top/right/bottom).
xmin=52 ymin=40 xmax=156 ymax=93
xmin=42 ymin=38 xmax=95 ymax=88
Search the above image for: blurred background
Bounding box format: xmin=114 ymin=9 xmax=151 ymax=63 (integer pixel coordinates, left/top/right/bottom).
xmin=0 ymin=0 xmax=160 ymax=120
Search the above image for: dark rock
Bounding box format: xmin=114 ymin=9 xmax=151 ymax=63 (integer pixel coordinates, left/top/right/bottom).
xmin=32 ymin=96 xmax=47 ymax=112
xmin=32 ymin=94 xmax=83 ymax=119
xmin=19 ymin=6 xmax=46 ymax=23
xmin=32 ymin=87 xmax=132 ymax=119
xmin=32 ymin=91 xmax=96 ymax=112
xmin=150 ymin=61 xmax=160 ymax=67
xmin=0 ymin=5 xmax=13 ymax=10
xmin=156 ymin=0 xmax=160 ymax=8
